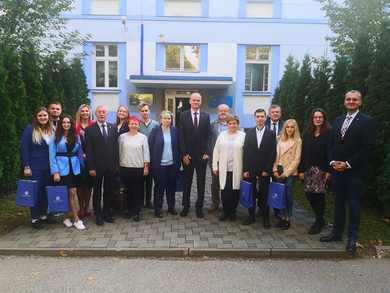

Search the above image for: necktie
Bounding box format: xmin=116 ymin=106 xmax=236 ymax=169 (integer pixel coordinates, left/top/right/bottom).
xmin=102 ymin=124 xmax=108 ymax=142
xmin=341 ymin=116 xmax=351 ymax=139
xmin=272 ymin=122 xmax=276 ymax=132
xmin=194 ymin=112 xmax=198 ymax=134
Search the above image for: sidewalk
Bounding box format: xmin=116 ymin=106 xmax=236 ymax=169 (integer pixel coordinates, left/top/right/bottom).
xmin=0 ymin=171 xmax=348 ymax=258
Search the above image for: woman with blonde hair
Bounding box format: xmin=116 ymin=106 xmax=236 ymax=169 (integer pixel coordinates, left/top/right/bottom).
xmin=74 ymin=104 xmax=94 ymax=218
xmin=21 ymin=107 xmax=56 ymax=229
xmin=273 ymin=119 xmax=302 ymax=230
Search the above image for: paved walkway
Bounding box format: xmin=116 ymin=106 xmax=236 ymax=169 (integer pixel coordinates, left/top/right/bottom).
xmin=0 ymin=172 xmax=348 ymax=258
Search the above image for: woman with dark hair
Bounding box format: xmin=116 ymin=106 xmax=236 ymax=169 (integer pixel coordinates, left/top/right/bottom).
xmin=49 ymin=114 xmax=85 ymax=229
xmin=21 ymin=107 xmax=56 ymax=229
xmin=118 ymin=116 xmax=150 ymax=222
xmin=115 ymin=105 xmax=130 ymax=135
xmin=298 ymin=108 xmax=332 ymax=235
xmin=74 ymin=104 xmax=94 ymax=219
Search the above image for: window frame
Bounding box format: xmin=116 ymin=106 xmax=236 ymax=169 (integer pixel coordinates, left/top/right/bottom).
xmin=93 ymin=44 xmax=119 ymax=89
xmin=164 ymin=44 xmax=200 ymax=72
xmin=245 ymin=46 xmax=271 ymax=92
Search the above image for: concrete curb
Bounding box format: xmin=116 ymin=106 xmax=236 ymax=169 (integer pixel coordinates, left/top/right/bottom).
xmin=0 ymin=248 xmax=351 ymax=259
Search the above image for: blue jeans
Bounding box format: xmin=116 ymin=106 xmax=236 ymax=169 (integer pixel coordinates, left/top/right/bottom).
xmin=331 ymin=172 xmax=364 ymax=241
xmin=275 ymin=165 xmax=297 ymax=218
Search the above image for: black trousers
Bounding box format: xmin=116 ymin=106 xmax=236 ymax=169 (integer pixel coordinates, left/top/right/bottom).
xmin=182 ymin=158 xmax=208 ymax=209
xmin=221 ymin=172 xmax=239 ymax=216
xmin=92 ymin=168 xmax=116 ymax=217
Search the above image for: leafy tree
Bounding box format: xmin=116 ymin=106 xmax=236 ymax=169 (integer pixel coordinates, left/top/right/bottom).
xmin=272 ymin=55 xmax=300 ymax=120
xmin=292 ymin=54 xmax=312 ymax=131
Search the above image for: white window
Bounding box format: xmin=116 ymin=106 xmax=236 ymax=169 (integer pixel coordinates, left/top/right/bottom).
xmin=91 ymin=0 xmax=118 ymax=15
xmin=245 ymin=46 xmax=270 ymax=92
xmin=165 ymin=45 xmax=200 ymax=72
xmin=94 ymin=44 xmax=118 ymax=88
xmin=165 ymin=0 xmax=201 ymax=17
xmin=246 ymin=1 xmax=273 ymax=18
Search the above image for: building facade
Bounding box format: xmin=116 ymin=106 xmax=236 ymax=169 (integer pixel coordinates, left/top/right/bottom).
xmin=66 ymin=0 xmax=330 ymax=127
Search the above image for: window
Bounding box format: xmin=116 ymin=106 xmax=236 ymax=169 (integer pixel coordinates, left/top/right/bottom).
xmin=165 ymin=45 xmax=200 ymax=72
xmin=91 ymin=0 xmax=118 ymax=15
xmin=245 ymin=46 xmax=270 ymax=92
xmin=164 ymin=0 xmax=201 ymax=17
xmin=94 ymin=44 xmax=118 ymax=88
xmin=246 ymin=1 xmax=274 ymax=18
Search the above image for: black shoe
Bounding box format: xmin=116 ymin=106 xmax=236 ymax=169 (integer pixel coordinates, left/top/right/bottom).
xmin=263 ymin=218 xmax=271 ymax=229
xmin=41 ymin=217 xmax=56 ymax=224
xmin=274 ymin=212 xmax=282 ymax=220
xmin=168 ymin=208 xmax=178 ymax=215
xmin=124 ymin=212 xmax=133 ymax=219
xmin=109 ymin=208 xmax=117 ymax=216
xmin=230 ymin=214 xmax=236 ymax=222
xmin=218 ymin=214 xmax=229 ymax=221
xmin=255 ymin=209 xmax=263 ymax=217
xmin=308 ymin=224 xmax=322 ymax=235
xmin=31 ymin=220 xmax=43 ymax=229
xmin=275 ymin=219 xmax=284 ymax=228
xmin=155 ymin=211 xmax=163 ymax=218
xmin=180 ymin=207 xmax=189 ymax=217
xmin=319 ymin=232 xmax=343 ymax=242
xmin=48 ymin=212 xmax=60 ymax=218
xmin=103 ymin=215 xmax=115 ymax=223
xmin=196 ymin=208 xmax=204 ymax=219
xmin=281 ymin=220 xmax=291 ymax=230
xmin=144 ymin=201 xmax=154 ymax=209
xmin=96 ymin=216 xmax=103 ymax=226
xmin=243 ymin=216 xmax=255 ymax=226
xmin=134 ymin=214 xmax=140 ymax=222
xmin=346 ymin=239 xmax=357 ymax=253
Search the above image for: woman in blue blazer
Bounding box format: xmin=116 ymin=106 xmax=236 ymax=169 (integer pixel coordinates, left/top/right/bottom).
xmin=49 ymin=114 xmax=85 ymax=230
xmin=148 ymin=110 xmax=181 ymax=218
xmin=21 ymin=107 xmax=57 ymax=229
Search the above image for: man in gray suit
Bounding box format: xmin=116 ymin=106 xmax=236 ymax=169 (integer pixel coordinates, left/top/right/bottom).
xmin=208 ymin=104 xmax=229 ymax=212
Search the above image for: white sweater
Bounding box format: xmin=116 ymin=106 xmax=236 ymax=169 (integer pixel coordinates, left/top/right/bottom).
xmin=118 ymin=133 xmax=150 ymax=168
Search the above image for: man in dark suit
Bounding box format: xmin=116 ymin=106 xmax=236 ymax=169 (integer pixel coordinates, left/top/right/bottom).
xmin=264 ymin=104 xmax=284 ymax=220
xmin=320 ymin=90 xmax=376 ymax=253
xmin=207 ymin=104 xmax=229 ymax=212
xmin=85 ymin=105 xmax=119 ymax=226
xmin=243 ymin=108 xmax=276 ymax=228
xmin=179 ymin=93 xmax=212 ymax=218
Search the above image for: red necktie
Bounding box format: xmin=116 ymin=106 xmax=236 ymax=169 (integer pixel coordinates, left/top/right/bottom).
xmin=194 ymin=112 xmax=198 ymax=134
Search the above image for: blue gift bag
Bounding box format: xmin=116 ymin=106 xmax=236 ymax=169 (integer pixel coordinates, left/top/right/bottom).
xmin=267 ymin=181 xmax=286 ymax=209
xmin=46 ymin=186 xmax=69 ymax=213
xmin=239 ymin=180 xmax=253 ymax=208
xmin=176 ymin=169 xmax=184 ymax=192
xmin=16 ymin=180 xmax=38 ymax=207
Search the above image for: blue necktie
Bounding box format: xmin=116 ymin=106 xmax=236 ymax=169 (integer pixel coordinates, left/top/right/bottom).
xmin=102 ymin=124 xmax=108 ymax=142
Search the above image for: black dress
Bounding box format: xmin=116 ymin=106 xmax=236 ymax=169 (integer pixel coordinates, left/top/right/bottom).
xmin=60 ymin=142 xmax=81 ymax=189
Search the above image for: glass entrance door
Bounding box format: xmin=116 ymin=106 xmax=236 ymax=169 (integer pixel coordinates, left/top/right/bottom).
xmin=165 ymin=90 xmax=198 ymax=127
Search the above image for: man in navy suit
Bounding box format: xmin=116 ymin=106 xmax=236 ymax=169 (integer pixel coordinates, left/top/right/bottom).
xmin=85 ymin=105 xmax=119 ymax=226
xmin=264 ymin=104 xmax=284 ymax=220
xmin=243 ymin=108 xmax=276 ymax=228
xmin=320 ymin=90 xmax=376 ymax=253
xmin=179 ymin=93 xmax=212 ymax=218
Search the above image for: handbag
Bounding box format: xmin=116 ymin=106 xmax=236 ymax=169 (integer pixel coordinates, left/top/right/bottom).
xmin=267 ymin=181 xmax=286 ymax=209
xmin=302 ymin=166 xmax=327 ymax=194
xmin=46 ymin=185 xmax=70 ymax=213
xmin=113 ymin=178 xmax=127 ymax=211
xmin=239 ymin=180 xmax=253 ymax=208
xmin=15 ymin=180 xmax=38 ymax=207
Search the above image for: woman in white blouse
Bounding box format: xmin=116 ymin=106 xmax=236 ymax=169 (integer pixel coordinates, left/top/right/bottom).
xmin=212 ymin=115 xmax=246 ymax=222
xmin=118 ymin=116 xmax=150 ymax=222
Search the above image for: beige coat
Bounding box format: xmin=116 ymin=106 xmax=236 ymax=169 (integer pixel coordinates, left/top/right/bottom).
xmin=273 ymin=138 xmax=302 ymax=177
xmin=212 ymin=131 xmax=246 ymax=190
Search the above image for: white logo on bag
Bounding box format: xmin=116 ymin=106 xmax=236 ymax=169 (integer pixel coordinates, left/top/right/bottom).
xmin=272 ymin=193 xmax=278 ymax=199
xmin=56 ymin=196 xmax=60 ymax=201
xmin=24 ymin=191 xmax=29 ymax=196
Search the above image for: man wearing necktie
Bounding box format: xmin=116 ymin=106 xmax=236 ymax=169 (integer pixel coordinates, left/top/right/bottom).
xmin=179 ymin=93 xmax=212 ymax=218
xmin=85 ymin=105 xmax=119 ymax=226
xmin=321 ymin=90 xmax=376 ymax=253
xmin=264 ymin=104 xmax=284 ymax=220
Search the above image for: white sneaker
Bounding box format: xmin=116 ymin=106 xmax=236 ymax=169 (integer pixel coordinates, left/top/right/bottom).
xmin=63 ymin=219 xmax=73 ymax=228
xmin=74 ymin=220 xmax=85 ymax=230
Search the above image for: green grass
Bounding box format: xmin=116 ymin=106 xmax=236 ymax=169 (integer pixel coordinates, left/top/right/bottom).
xmin=0 ymin=191 xmax=30 ymax=237
xmin=294 ymin=183 xmax=390 ymax=247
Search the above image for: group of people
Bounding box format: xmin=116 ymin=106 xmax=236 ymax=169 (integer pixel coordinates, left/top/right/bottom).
xmin=21 ymin=90 xmax=375 ymax=253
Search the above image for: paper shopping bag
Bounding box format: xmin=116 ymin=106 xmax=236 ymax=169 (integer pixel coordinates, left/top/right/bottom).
xmin=15 ymin=180 xmax=38 ymax=207
xmin=239 ymin=180 xmax=253 ymax=208
xmin=267 ymin=181 xmax=286 ymax=210
xmin=46 ymin=185 xmax=69 ymax=213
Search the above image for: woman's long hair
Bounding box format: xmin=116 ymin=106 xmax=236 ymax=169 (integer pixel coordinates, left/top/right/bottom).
xmin=32 ymin=107 xmax=54 ymax=144
xmin=75 ymin=104 xmax=93 ymax=124
xmin=305 ymin=108 xmax=332 ymax=135
xmin=279 ymin=119 xmax=301 ymax=141
xmin=116 ymin=105 xmax=130 ymax=126
xmin=55 ymin=114 xmax=78 ymax=145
